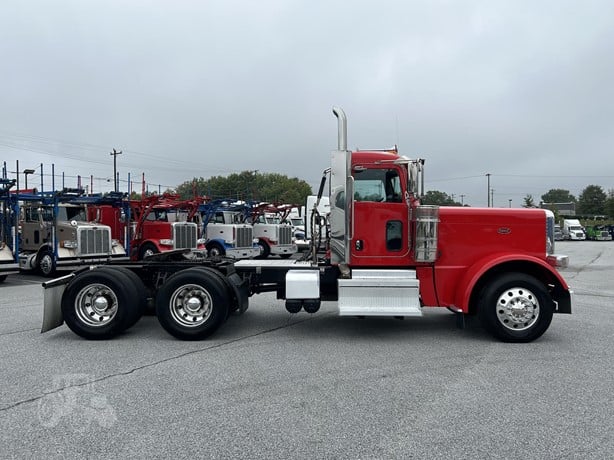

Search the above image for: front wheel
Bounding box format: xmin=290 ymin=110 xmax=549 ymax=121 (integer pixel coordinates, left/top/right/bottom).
xmin=38 ymin=249 xmax=56 ymax=277
xmin=478 ymin=272 xmax=554 ymax=343
xmin=155 ymin=268 xmax=230 ymax=340
xmin=138 ymin=243 xmax=159 ymax=260
xmin=206 ymin=242 xmax=225 ymax=258
xmin=256 ymin=240 xmax=270 ymax=259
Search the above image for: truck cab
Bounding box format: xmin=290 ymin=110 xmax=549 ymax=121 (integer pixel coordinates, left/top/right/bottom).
xmin=18 ymin=196 xmax=126 ymax=276
xmin=562 ymin=219 xmax=586 ymax=240
xmin=200 ymin=205 xmax=261 ymax=259
xmin=250 ymin=205 xmax=297 ymax=259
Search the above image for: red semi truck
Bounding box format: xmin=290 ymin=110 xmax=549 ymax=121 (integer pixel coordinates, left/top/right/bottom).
xmin=91 ymin=193 xmax=206 ymax=260
xmin=42 ymin=107 xmax=571 ymax=343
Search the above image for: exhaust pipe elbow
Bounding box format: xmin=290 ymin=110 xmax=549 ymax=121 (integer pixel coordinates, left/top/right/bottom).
xmin=332 ymin=106 xmax=347 ymax=151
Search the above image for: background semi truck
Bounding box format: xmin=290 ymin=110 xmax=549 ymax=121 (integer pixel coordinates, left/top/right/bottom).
xmin=562 ymin=219 xmax=586 ymax=240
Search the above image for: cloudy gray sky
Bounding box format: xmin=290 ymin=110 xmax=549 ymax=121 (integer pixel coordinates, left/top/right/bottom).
xmin=2 ymin=0 xmax=613 ymax=206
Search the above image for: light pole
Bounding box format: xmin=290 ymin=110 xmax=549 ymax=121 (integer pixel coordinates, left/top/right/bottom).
xmin=509 ymin=199 xmax=512 ymax=208
xmin=485 ymin=173 xmax=491 ymax=207
xmin=23 ymin=168 xmax=36 ymax=191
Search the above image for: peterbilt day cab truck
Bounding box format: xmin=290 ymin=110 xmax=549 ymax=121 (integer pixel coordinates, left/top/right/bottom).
xmin=250 ymin=203 xmax=297 ymax=259
xmin=199 ymin=201 xmax=261 ymax=259
xmin=127 ymin=194 xmax=205 ymax=260
xmin=41 ymin=107 xmax=572 ymax=343
xmin=15 ymin=190 xmax=128 ymax=276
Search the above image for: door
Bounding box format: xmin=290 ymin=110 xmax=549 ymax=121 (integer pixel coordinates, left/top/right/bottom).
xmin=350 ymin=165 xmax=410 ymax=266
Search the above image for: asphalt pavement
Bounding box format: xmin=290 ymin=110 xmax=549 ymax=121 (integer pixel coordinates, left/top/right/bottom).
xmin=0 ymin=242 xmax=612 ymax=459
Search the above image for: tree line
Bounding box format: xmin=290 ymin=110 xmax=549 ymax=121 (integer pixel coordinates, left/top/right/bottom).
xmin=423 ymin=185 xmax=614 ymax=218
xmin=173 ymin=170 xmax=312 ymax=205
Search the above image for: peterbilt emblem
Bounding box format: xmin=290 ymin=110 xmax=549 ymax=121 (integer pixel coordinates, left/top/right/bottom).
xmin=498 ymin=227 xmax=511 ymax=235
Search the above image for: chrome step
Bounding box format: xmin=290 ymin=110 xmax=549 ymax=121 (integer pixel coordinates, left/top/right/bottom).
xmin=338 ymin=269 xmax=422 ymax=317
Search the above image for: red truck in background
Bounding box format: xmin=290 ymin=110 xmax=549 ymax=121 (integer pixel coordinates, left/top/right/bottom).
xmin=90 ymin=193 xmax=206 ymax=260
xmin=43 ymin=107 xmax=571 ymax=343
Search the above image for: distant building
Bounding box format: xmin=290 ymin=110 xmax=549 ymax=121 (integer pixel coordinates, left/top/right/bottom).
xmin=540 ymin=202 xmax=576 ymax=216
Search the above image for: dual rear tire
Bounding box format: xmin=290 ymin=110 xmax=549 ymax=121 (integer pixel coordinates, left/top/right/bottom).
xmin=61 ymin=267 xmax=146 ymax=340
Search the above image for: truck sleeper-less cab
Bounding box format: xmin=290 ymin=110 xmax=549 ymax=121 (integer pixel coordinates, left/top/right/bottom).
xmin=19 ymin=197 xmax=126 ymax=277
xmin=42 ymin=107 xmax=572 ymax=343
xmin=250 ymin=204 xmax=297 ymax=259
xmin=127 ymin=195 xmax=205 ymax=260
xmin=200 ymin=203 xmax=261 ymax=259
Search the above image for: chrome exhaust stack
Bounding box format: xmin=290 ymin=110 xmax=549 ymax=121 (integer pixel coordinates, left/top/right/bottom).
xmin=332 ymin=106 xmax=347 ymax=151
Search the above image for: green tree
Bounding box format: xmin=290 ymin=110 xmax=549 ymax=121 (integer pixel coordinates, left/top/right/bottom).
xmin=541 ymin=188 xmax=576 ymax=204
xmin=176 ymin=171 xmax=313 ymax=205
xmin=577 ymin=185 xmax=607 ymax=216
xmin=421 ymin=190 xmax=462 ymax=206
xmin=522 ymin=194 xmax=536 ymax=208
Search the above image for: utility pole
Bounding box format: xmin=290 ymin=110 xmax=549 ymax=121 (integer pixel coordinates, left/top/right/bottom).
xmin=460 ymin=194 xmax=465 ymax=206
xmin=110 ymin=148 xmax=122 ymax=192
xmin=490 ymin=188 xmax=495 ymax=208
xmin=485 ymin=173 xmax=491 ymax=207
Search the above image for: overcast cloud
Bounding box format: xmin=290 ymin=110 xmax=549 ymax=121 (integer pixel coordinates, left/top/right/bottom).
xmin=1 ymin=0 xmax=613 ymax=206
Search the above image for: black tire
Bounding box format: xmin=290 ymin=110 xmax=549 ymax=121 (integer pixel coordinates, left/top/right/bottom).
xmin=95 ymin=266 xmax=147 ymax=328
xmin=0 ymin=275 xmax=7 ymax=283
xmin=61 ymin=269 xmax=139 ymax=339
xmin=138 ymin=242 xmax=159 ymax=260
xmin=206 ymin=242 xmax=225 ymax=257
xmin=478 ymin=272 xmax=554 ymax=343
xmin=155 ymin=268 xmax=229 ymax=340
xmin=256 ymin=240 xmax=270 ymax=259
xmin=37 ymin=248 xmax=56 ymax=277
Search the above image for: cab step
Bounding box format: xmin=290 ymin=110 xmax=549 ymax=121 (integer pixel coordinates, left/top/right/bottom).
xmin=338 ymin=269 xmax=422 ymax=317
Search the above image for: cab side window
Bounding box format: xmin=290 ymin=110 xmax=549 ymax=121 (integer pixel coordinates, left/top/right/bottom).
xmin=353 ymin=168 xmax=402 ymax=203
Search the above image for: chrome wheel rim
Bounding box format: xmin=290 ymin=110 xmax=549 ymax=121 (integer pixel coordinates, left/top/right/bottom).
xmin=40 ymin=254 xmax=53 ymax=275
xmin=209 ymin=247 xmax=221 ymax=257
xmin=74 ymin=283 xmax=118 ymax=327
xmin=169 ymin=284 xmax=213 ymax=327
xmin=496 ymin=286 xmax=540 ymax=331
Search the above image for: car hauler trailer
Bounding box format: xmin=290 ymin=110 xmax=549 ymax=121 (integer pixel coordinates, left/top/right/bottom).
xmin=42 ymin=107 xmax=572 ymax=343
xmin=0 ymin=178 xmax=19 ymax=282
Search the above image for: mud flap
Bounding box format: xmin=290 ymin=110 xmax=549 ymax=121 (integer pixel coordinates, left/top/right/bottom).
xmin=41 ymin=273 xmax=74 ymax=332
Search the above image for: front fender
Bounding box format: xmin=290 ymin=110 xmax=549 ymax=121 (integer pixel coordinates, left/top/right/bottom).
xmin=455 ymin=253 xmax=570 ymax=313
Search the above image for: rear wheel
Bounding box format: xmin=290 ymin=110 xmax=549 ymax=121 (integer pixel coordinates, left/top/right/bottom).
xmin=61 ymin=269 xmax=139 ymax=339
xmin=95 ymin=266 xmax=147 ymax=328
xmin=478 ymin=272 xmax=553 ymax=343
xmin=155 ymin=268 xmax=229 ymax=340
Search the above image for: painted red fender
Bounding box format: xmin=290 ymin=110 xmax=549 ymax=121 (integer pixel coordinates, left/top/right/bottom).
xmin=454 ymin=253 xmax=570 ymax=313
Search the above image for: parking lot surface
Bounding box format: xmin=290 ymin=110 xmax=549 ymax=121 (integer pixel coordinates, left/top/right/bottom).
xmin=1 ymin=242 xmax=613 ymax=459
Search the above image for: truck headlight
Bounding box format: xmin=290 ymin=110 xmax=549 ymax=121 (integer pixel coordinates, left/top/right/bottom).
xmin=197 ymin=238 xmax=207 ymax=245
xmin=159 ymin=239 xmax=174 ymax=246
xmin=111 ymin=239 xmax=120 ymax=247
xmin=62 ymin=240 xmax=78 ymax=249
